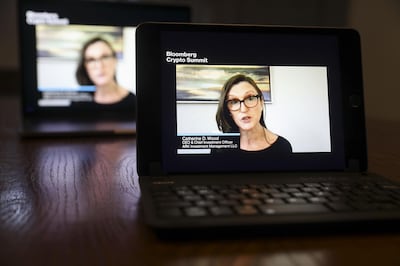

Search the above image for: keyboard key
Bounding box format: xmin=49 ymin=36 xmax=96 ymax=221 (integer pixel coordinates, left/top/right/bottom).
xmin=239 ymin=188 xmax=259 ymax=194
xmin=264 ymin=198 xmax=285 ymax=204
xmin=259 ymin=188 xmax=280 ymax=194
xmin=235 ymin=205 xmax=259 ymax=215
xmin=197 ymin=189 xmax=214 ymax=195
xmin=209 ymin=206 xmax=234 ymax=216
xmin=259 ymin=203 xmax=330 ymax=215
xmin=270 ymin=193 xmax=291 ymax=199
xmin=282 ymin=188 xmax=300 ymax=193
xmin=302 ymin=187 xmax=321 ymax=193
xmin=292 ymin=192 xmax=312 ymax=198
xmin=218 ymin=199 xmax=239 ymax=206
xmin=204 ymin=194 xmax=224 ymax=201
xmin=308 ymin=197 xmax=328 ymax=203
xmin=304 ymin=183 xmax=321 ymax=187
xmin=248 ymin=192 xmax=269 ymax=199
xmin=183 ymin=195 xmax=202 ymax=201
xmin=195 ymin=200 xmax=215 ymax=207
xmin=184 ymin=207 xmax=208 ymax=217
xmin=241 ymin=198 xmax=262 ymax=205
xmin=228 ymin=194 xmax=247 ymax=200
xmin=286 ymin=197 xmax=307 ymax=204
xmin=285 ymin=184 xmax=304 ymax=188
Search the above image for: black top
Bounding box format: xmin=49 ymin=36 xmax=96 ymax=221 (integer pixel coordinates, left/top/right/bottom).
xmin=67 ymin=92 xmax=136 ymax=121
xmin=92 ymin=92 xmax=136 ymax=109
xmin=211 ymin=135 xmax=293 ymax=160
xmin=241 ymin=136 xmax=293 ymax=156
xmin=71 ymin=92 xmax=137 ymax=111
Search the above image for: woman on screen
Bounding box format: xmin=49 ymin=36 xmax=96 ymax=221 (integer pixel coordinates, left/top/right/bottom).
xmin=216 ymin=74 xmax=292 ymax=154
xmin=76 ymin=37 xmax=135 ymax=105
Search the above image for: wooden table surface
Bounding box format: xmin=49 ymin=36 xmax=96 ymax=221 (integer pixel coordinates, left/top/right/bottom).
xmin=1 ymin=95 xmax=400 ymax=266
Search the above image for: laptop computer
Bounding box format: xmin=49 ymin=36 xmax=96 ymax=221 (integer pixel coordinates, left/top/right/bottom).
xmin=17 ymin=0 xmax=190 ymax=137
xmin=136 ymin=22 xmax=400 ymax=237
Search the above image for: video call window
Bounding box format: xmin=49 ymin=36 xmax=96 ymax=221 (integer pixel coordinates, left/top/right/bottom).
xmin=35 ymin=24 xmax=135 ymax=107
xmin=175 ymin=64 xmax=332 ymax=154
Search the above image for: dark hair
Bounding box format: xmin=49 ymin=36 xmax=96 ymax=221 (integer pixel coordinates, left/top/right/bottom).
xmin=216 ymin=74 xmax=266 ymax=133
xmin=75 ymin=37 xmax=117 ymax=85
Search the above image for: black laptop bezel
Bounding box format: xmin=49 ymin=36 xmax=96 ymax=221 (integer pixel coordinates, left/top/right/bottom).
xmin=136 ymin=22 xmax=367 ymax=176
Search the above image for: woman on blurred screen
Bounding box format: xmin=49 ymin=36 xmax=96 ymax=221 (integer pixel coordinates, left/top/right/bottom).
xmin=216 ymin=74 xmax=292 ymax=154
xmin=76 ymin=37 xmax=135 ymax=105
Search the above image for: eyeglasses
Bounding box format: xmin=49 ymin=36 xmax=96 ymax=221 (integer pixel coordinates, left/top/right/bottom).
xmin=85 ymin=54 xmax=115 ymax=67
xmin=226 ymin=95 xmax=261 ymax=111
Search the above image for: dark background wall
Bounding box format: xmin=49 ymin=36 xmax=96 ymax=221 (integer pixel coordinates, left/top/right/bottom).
xmin=1 ymin=0 xmax=399 ymax=121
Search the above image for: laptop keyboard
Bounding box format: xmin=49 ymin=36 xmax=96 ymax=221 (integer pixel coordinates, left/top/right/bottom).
xmin=151 ymin=180 xmax=400 ymax=218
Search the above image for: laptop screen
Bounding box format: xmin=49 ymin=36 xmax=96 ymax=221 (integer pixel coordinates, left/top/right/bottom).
xmin=157 ymin=28 xmax=350 ymax=173
xmin=18 ymin=0 xmax=190 ymax=116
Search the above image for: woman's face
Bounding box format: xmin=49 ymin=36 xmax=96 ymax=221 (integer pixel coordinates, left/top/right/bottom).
xmin=84 ymin=41 xmax=116 ymax=87
xmin=227 ymin=81 xmax=263 ymax=132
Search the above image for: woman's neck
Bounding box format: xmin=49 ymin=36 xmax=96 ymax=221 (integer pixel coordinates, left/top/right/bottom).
xmin=240 ymin=125 xmax=277 ymax=151
xmin=94 ymin=81 xmax=128 ymax=104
